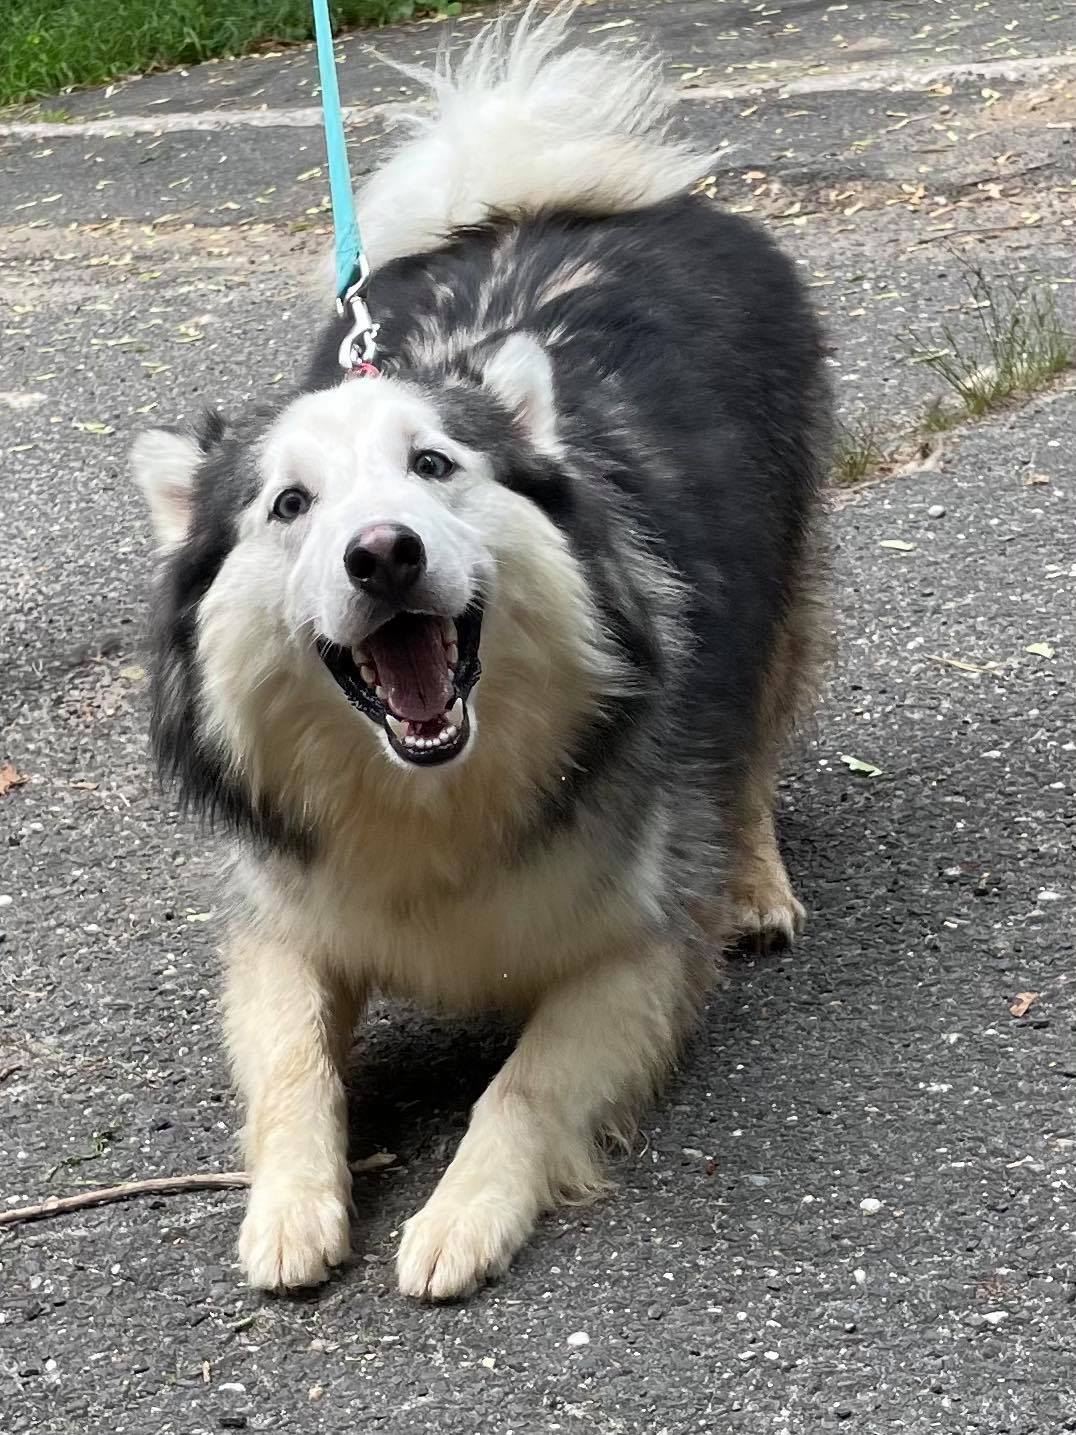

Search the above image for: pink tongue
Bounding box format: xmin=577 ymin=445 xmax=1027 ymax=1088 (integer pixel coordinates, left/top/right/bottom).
xmin=367 ymin=614 xmax=453 ymax=723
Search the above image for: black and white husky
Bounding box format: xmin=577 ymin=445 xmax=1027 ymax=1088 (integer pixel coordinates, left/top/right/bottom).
xmin=131 ymin=7 xmax=831 ymax=1300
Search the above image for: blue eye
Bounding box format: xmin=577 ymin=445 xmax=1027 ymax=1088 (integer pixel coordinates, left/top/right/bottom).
xmin=412 ymin=450 xmax=455 ymax=481
xmin=271 ymin=487 xmax=312 ymax=522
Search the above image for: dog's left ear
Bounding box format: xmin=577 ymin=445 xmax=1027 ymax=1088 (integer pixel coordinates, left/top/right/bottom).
xmin=481 ymin=332 xmax=559 ymax=451
xmin=130 ymin=427 xmax=203 ymax=549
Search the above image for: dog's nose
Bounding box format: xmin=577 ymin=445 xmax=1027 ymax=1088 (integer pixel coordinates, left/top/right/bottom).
xmin=344 ymin=524 xmax=426 ymax=601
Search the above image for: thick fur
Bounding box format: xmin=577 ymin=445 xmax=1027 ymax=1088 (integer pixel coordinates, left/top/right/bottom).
xmin=131 ymin=6 xmax=831 ymax=1301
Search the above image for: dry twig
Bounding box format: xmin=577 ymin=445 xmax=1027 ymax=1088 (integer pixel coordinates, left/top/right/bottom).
xmin=0 ymin=1151 xmax=398 ymax=1228
xmin=0 ymin=1172 xmax=250 ymax=1227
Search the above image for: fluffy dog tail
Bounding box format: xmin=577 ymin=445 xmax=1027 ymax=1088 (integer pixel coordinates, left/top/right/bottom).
xmin=354 ymin=2 xmax=711 ymax=272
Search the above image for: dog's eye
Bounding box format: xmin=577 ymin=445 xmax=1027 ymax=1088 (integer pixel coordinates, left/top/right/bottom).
xmin=271 ymin=486 xmax=312 ymax=522
xmin=412 ymin=449 xmax=455 ymax=481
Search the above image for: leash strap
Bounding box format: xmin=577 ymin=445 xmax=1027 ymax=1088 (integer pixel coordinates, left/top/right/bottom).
xmin=312 ymin=0 xmax=379 ymax=375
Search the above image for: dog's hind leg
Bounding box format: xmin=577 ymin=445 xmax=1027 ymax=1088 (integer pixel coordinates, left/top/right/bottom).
xmin=224 ymin=928 xmax=362 ymax=1290
xmin=397 ymin=941 xmax=706 ymax=1302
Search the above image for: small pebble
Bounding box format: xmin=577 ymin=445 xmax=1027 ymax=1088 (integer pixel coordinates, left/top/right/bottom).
xmin=566 ymin=1331 xmax=590 ymax=1347
xmin=308 ymin=1385 xmax=325 ymax=1402
xmin=859 ymin=1197 xmax=883 ymax=1215
xmin=927 ymin=503 xmax=946 ymax=519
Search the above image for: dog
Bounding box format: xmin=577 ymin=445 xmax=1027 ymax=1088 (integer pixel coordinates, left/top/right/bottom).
xmin=130 ymin=6 xmax=831 ymax=1300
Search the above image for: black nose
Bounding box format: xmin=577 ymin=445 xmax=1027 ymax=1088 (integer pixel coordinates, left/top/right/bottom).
xmin=344 ymin=523 xmax=426 ymax=602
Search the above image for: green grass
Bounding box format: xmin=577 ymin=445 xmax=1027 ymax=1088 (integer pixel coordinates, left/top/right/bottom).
xmin=832 ymin=415 xmax=886 ymax=487
xmin=1 ymin=0 xmax=467 ymax=107
xmin=834 ymin=264 xmax=1072 ymax=487
xmin=906 ymin=261 xmax=1071 ymax=426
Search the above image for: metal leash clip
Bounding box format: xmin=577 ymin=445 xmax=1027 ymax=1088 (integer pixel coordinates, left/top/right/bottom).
xmin=337 ymin=256 xmax=380 ymax=376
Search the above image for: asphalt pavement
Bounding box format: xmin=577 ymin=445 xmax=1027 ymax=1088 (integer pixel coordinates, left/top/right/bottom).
xmin=1 ymin=2 xmax=1074 ymax=1431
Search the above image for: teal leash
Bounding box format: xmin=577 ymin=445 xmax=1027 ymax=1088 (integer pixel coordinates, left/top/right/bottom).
xmin=312 ymin=0 xmax=380 ymax=375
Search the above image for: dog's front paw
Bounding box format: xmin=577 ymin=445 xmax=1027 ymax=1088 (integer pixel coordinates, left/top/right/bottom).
xmin=729 ymin=862 xmax=806 ymax=953
xmin=731 ymin=887 xmax=806 ymax=951
xmin=397 ymin=1185 xmax=536 ymax=1302
xmin=238 ymin=1179 xmax=351 ymax=1291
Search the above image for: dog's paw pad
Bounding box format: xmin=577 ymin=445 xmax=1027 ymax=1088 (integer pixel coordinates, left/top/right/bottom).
xmin=238 ymin=1183 xmax=350 ymax=1291
xmin=397 ymin=1195 xmax=530 ymax=1302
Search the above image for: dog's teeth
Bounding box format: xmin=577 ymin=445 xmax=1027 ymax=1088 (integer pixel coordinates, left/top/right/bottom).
xmin=445 ymin=642 xmax=459 ymax=667
xmin=385 ymin=714 xmax=407 ymax=741
xmin=351 ymin=645 xmax=369 ymax=666
xmin=360 ymin=664 xmax=377 ymax=686
xmin=441 ymin=618 xmax=457 ymax=646
xmin=375 ymin=685 xmax=387 ymax=701
xmin=442 ymin=724 xmax=457 ymax=740
xmin=447 ymin=697 xmax=464 ymax=727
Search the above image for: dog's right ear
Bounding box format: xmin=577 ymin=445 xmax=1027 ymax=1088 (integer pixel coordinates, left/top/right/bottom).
xmin=131 ymin=407 xmax=230 ymax=547
xmin=130 ymin=428 xmax=203 ymax=548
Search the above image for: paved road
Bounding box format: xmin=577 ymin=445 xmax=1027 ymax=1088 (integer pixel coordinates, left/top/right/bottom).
xmin=1 ymin=3 xmax=1074 ymax=1431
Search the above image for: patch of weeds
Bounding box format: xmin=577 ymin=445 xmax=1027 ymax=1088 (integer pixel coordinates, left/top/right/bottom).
xmin=837 ymin=262 xmax=1072 ymax=489
xmin=907 ymin=261 xmax=1072 ymax=424
xmin=832 ymin=415 xmax=887 ymax=487
xmin=31 ymin=104 xmax=72 ymax=122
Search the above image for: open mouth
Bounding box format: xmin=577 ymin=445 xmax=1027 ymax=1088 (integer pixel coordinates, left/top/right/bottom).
xmin=317 ymin=607 xmax=482 ymax=766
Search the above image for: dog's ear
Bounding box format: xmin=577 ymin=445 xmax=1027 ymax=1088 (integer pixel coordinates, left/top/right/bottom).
xmin=131 ymin=409 xmax=229 ymax=548
xmin=129 ymin=427 xmax=203 ymax=548
xmin=480 ymin=332 xmax=559 ymax=451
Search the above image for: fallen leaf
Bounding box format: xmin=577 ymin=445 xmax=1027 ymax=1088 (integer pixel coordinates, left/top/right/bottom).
xmin=840 ymin=754 xmax=882 ymax=778
xmin=1025 ymin=642 xmax=1055 ymax=659
xmin=350 ymin=1151 xmax=397 ymax=1173
xmin=119 ymin=665 xmax=146 ymax=682
xmin=1009 ymin=991 xmax=1040 ymax=1018
xmin=879 ymin=539 xmax=916 ymax=552
xmin=0 ymin=762 xmax=28 ymax=797
xmin=927 ymin=654 xmax=998 ymax=674
xmin=1024 ymin=472 xmax=1050 ymax=486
